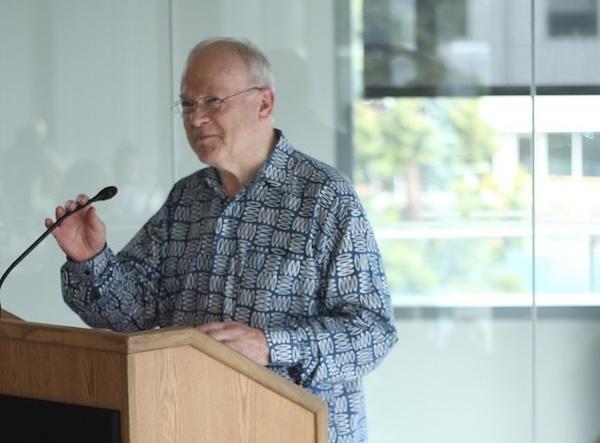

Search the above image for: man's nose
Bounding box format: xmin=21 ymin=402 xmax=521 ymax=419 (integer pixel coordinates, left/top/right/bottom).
xmin=188 ymin=104 xmax=210 ymax=125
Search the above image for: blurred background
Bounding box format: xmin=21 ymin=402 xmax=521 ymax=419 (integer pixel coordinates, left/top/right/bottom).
xmin=1 ymin=0 xmax=599 ymax=441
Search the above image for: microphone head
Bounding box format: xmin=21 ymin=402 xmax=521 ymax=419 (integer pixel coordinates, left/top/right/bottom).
xmin=91 ymin=186 xmax=118 ymax=202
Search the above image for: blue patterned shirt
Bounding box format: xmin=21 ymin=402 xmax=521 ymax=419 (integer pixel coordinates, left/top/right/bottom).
xmin=62 ymin=131 xmax=397 ymax=442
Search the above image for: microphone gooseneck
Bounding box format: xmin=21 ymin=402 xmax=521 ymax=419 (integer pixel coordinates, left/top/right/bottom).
xmin=0 ymin=186 xmax=118 ymax=316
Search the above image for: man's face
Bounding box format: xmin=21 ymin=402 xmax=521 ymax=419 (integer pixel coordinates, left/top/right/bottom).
xmin=179 ymin=46 xmax=265 ymax=171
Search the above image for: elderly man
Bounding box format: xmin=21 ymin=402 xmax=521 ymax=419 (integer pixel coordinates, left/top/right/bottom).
xmin=46 ymin=38 xmax=397 ymax=442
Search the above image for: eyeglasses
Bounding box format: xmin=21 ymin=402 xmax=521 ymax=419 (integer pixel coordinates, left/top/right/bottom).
xmin=172 ymin=86 xmax=266 ymax=118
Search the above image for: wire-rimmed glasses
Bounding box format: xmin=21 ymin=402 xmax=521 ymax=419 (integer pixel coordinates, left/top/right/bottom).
xmin=172 ymin=86 xmax=266 ymax=118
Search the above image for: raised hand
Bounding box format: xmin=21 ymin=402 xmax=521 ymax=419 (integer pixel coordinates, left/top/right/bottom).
xmin=44 ymin=194 xmax=107 ymax=262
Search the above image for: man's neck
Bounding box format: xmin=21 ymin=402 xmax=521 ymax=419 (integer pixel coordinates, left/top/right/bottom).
xmin=218 ymin=129 xmax=278 ymax=198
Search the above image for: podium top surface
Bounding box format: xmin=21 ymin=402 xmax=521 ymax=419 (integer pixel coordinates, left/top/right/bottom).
xmin=0 ymin=318 xmax=326 ymax=415
xmin=0 ymin=316 xmax=236 ymax=355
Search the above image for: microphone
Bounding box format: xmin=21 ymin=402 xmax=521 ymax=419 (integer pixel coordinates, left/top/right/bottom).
xmin=0 ymin=186 xmax=118 ymax=316
xmin=91 ymin=186 xmax=118 ymax=202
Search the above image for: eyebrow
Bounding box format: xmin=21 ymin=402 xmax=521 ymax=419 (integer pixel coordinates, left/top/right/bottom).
xmin=179 ymin=92 xmax=218 ymax=100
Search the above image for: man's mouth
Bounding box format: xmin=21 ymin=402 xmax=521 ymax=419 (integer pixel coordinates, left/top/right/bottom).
xmin=194 ymin=134 xmax=218 ymax=142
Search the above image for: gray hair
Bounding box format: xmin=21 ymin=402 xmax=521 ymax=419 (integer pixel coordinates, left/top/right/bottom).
xmin=186 ymin=37 xmax=275 ymax=89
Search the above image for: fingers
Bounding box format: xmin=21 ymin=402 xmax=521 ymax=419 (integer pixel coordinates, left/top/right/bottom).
xmin=198 ymin=321 xmax=251 ymax=342
xmin=197 ymin=321 xmax=228 ymax=333
xmin=47 ymin=194 xmax=91 ymax=224
xmin=65 ymin=194 xmax=90 ymax=212
xmin=65 ymin=200 xmax=77 ymax=211
xmin=197 ymin=321 xmax=242 ymax=341
xmin=76 ymin=194 xmax=90 ymax=206
xmin=43 ymin=192 xmax=107 ymax=262
xmin=197 ymin=321 xmax=269 ymax=365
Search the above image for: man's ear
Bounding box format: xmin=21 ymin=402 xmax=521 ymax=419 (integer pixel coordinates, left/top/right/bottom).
xmin=257 ymin=88 xmax=275 ymax=120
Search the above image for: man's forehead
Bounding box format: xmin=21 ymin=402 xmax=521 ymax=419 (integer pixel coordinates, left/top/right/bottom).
xmin=187 ymin=44 xmax=247 ymax=73
xmin=182 ymin=51 xmax=251 ymax=92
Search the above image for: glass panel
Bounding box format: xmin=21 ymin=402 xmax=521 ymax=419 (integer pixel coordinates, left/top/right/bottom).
xmin=359 ymin=2 xmax=533 ymax=442
xmin=363 ymin=0 xmax=532 ymax=94
xmin=548 ymin=0 xmax=598 ymax=37
xmin=0 ymin=0 xmax=340 ymax=326
xmin=536 ymin=0 xmax=600 ymax=438
xmin=354 ymin=95 xmax=534 ymax=302
xmin=170 ymin=0 xmax=340 ymax=179
xmin=582 ymin=133 xmax=600 ymax=176
xmin=537 ymin=0 xmax=600 ymax=90
xmin=520 ymin=135 xmax=533 ymax=173
xmin=534 ymin=98 xmax=600 ymax=304
xmin=547 ymin=133 xmax=572 ymax=176
xmin=0 ymin=0 xmax=172 ymax=325
xmin=359 ymin=95 xmax=534 ymax=442
xmin=535 ymin=98 xmax=600 ymax=443
xmin=363 ymin=0 xmax=600 ymax=95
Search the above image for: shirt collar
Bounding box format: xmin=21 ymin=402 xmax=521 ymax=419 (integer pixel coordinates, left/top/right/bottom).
xmin=258 ymin=129 xmax=294 ymax=188
xmin=203 ymin=129 xmax=294 ymax=195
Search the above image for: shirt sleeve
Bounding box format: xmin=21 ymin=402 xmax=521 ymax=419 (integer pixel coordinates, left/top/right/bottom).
xmin=61 ymin=201 xmax=169 ymax=332
xmin=264 ymin=186 xmax=398 ymax=388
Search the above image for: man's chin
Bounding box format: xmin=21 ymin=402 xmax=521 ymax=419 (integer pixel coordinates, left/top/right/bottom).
xmin=192 ymin=143 xmax=219 ymax=165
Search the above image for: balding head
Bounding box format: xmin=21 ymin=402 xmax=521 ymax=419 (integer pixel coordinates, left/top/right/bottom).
xmin=184 ymin=38 xmax=275 ymax=90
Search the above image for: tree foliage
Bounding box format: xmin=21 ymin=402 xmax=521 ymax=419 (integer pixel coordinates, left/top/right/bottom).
xmin=355 ymin=97 xmax=526 ymax=295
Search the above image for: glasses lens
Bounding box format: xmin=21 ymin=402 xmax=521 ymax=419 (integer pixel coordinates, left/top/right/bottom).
xmin=172 ymin=92 xmax=243 ymax=118
xmin=172 ymin=102 xmax=184 ymax=118
xmin=202 ymin=96 xmax=223 ymax=112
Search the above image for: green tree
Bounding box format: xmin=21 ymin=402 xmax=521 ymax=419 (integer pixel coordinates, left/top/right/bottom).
xmin=355 ymin=98 xmax=440 ymax=221
xmin=354 ymin=97 xmax=526 ymax=295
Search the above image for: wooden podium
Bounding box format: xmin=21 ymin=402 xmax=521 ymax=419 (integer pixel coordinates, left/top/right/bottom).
xmin=0 ymin=312 xmax=327 ymax=442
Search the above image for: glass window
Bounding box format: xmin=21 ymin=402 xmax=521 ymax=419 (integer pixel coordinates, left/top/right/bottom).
xmin=363 ymin=0 xmax=483 ymax=95
xmin=355 ymin=96 xmax=531 ymax=303
xmin=363 ymin=0 xmax=600 ymax=95
xmin=519 ymin=135 xmax=532 ymax=173
xmin=547 ymin=133 xmax=572 ymax=176
xmin=548 ymin=0 xmax=598 ymax=37
xmin=360 ymin=1 xmax=600 ymax=438
xmin=436 ymin=0 xmax=468 ymax=41
xmin=582 ymin=132 xmax=600 ymax=176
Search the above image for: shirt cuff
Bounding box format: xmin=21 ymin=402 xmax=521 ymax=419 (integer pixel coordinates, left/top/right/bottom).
xmin=62 ymin=246 xmax=111 ymax=284
xmin=264 ymin=328 xmax=302 ymax=367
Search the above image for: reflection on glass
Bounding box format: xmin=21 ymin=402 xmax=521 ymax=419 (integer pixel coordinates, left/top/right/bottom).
xmin=355 ymin=95 xmax=600 ymax=306
xmin=548 ymin=0 xmax=598 ymax=37
xmin=354 ymin=97 xmax=531 ymax=303
xmin=519 ymin=135 xmax=533 ymax=173
xmin=582 ymin=133 xmax=600 ymax=176
xmin=0 ymin=0 xmax=171 ymax=325
xmin=547 ymin=133 xmax=572 ymax=176
xmin=362 ymin=0 xmax=600 ymax=95
xmin=363 ymin=0 xmax=516 ymax=94
xmin=357 ymin=0 xmax=600 ymax=441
